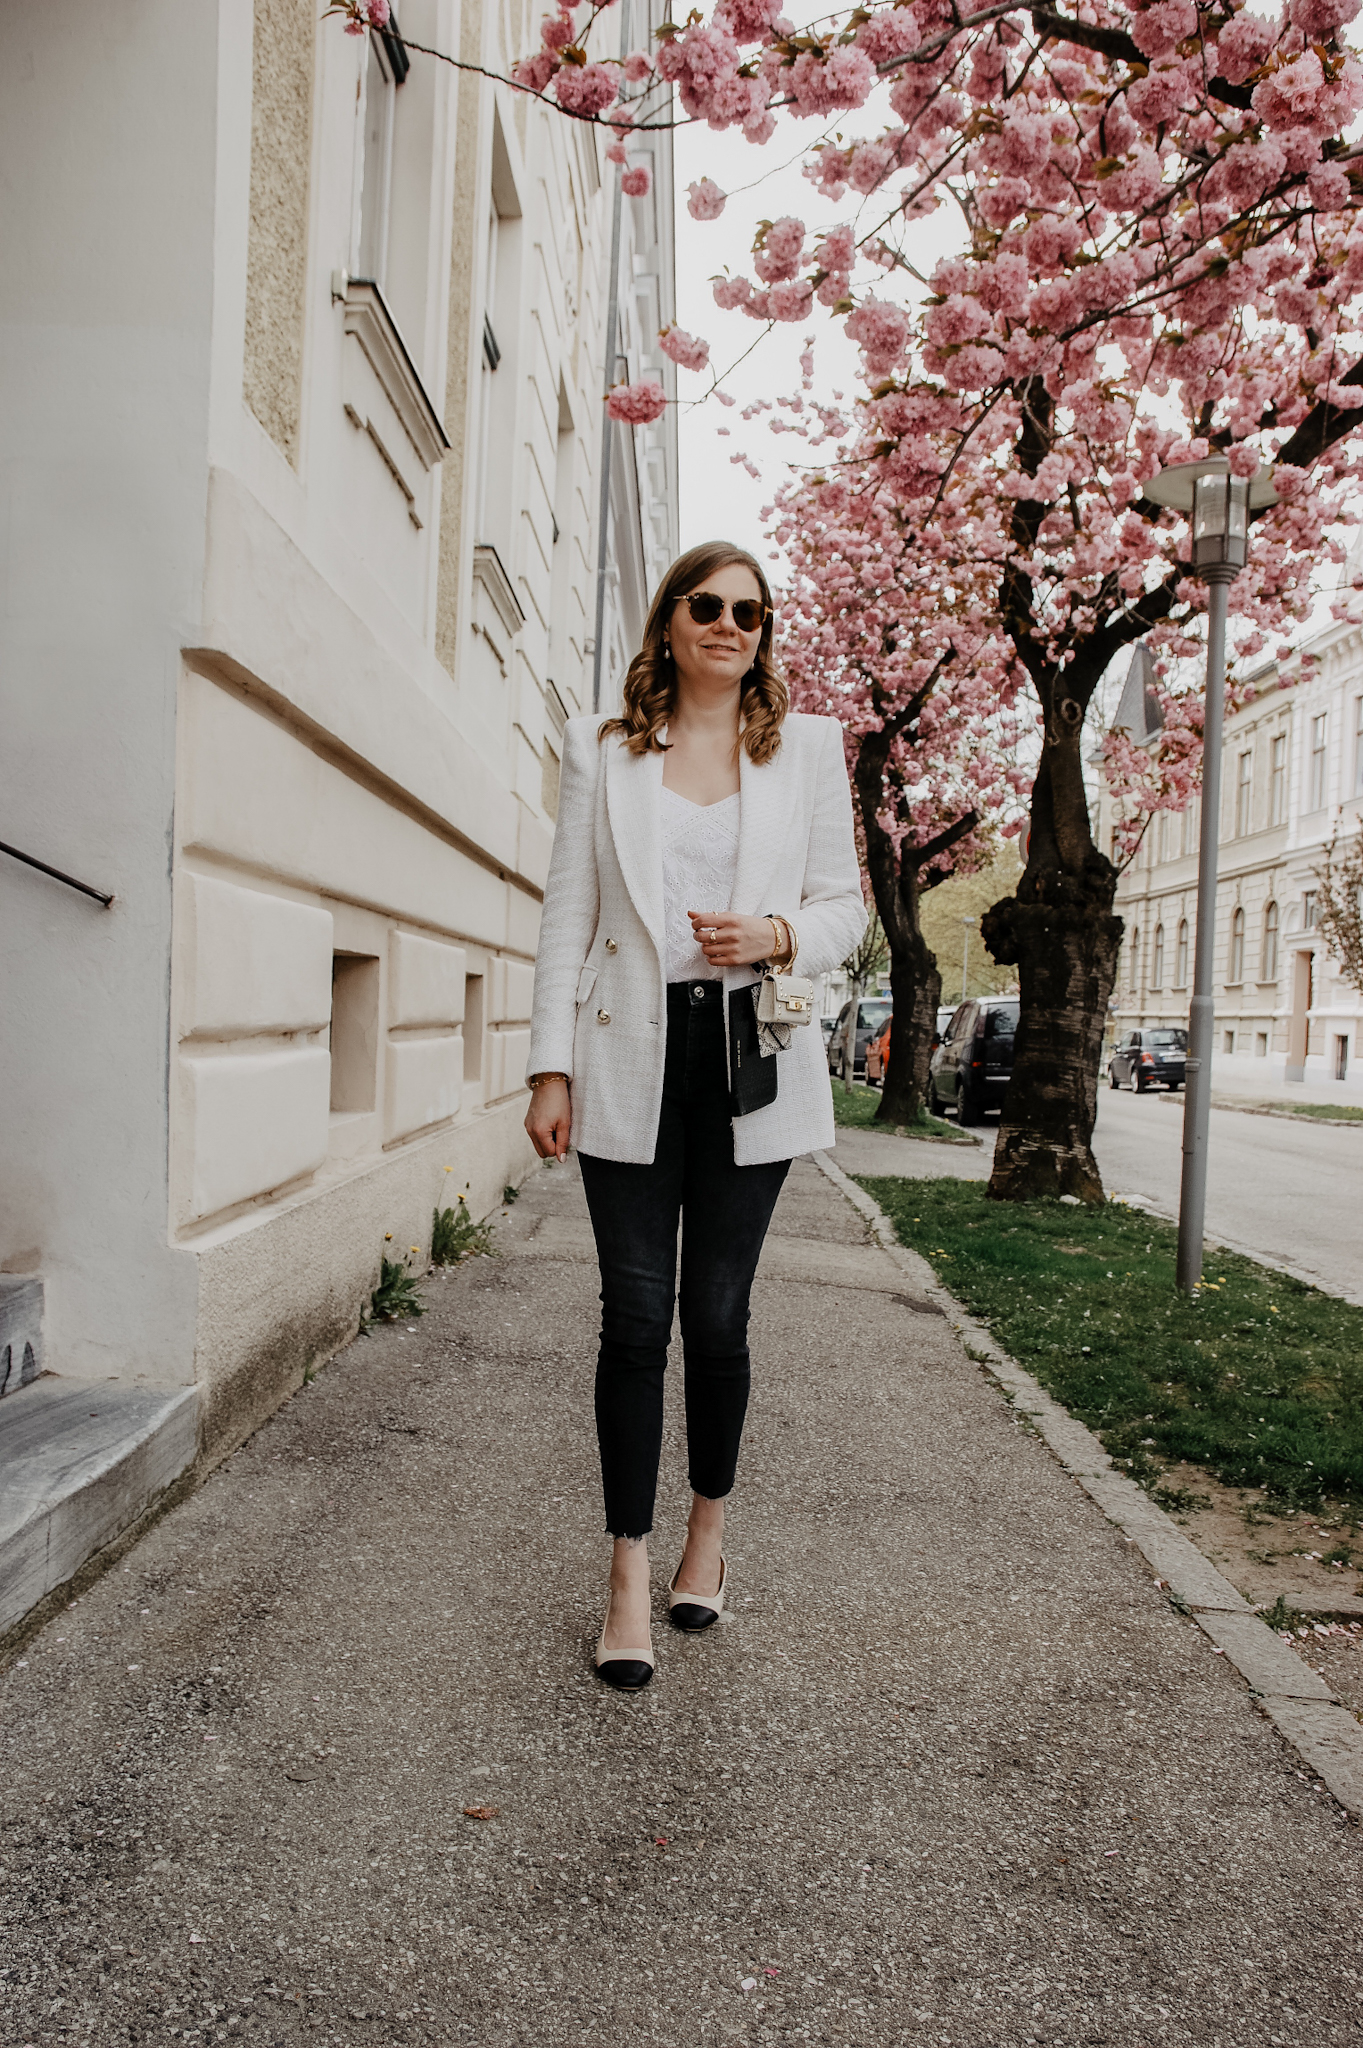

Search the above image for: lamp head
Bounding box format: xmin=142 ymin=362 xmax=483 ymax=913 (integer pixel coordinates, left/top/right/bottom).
xmin=1144 ymin=457 xmax=1278 ymax=576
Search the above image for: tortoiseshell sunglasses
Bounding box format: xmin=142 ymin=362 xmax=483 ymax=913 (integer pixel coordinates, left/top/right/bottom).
xmin=674 ymin=591 xmax=772 ymax=633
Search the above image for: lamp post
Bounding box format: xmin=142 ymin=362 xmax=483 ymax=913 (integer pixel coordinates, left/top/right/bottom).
xmin=1143 ymin=457 xmax=1277 ymax=1292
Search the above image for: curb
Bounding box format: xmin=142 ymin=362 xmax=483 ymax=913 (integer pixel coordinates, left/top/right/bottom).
xmin=1155 ymin=1093 xmax=1363 ymax=1130
xmin=810 ymin=1147 xmax=1363 ymax=1819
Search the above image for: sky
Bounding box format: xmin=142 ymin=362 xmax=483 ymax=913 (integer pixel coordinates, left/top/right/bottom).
xmin=671 ymin=89 xmax=959 ymax=557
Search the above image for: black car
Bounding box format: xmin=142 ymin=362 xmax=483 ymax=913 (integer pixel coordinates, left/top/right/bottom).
xmin=828 ymin=996 xmax=892 ymax=1082
xmin=928 ymin=996 xmax=1019 ymax=1124
xmin=1108 ymin=1027 xmax=1187 ymax=1092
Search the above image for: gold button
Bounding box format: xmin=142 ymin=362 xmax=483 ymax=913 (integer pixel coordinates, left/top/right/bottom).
xmin=597 ymin=1009 xmax=611 ymax=1024
xmin=604 ymin=938 xmax=618 ymax=954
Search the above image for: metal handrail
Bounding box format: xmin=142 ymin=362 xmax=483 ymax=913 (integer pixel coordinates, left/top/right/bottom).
xmin=0 ymin=840 xmax=113 ymax=907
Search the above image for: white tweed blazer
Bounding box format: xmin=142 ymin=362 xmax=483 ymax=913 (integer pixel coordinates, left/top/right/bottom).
xmin=527 ymin=711 xmax=867 ymax=1166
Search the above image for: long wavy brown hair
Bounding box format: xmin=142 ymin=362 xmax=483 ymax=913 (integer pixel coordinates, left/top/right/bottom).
xmin=599 ymin=541 xmax=788 ymax=764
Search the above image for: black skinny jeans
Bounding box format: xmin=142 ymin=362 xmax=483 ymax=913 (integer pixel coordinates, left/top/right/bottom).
xmin=577 ymin=980 xmax=791 ymax=1539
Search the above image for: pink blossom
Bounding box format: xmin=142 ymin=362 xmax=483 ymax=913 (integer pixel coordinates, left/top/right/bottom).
xmin=554 ymin=62 xmax=619 ymax=116
xmin=621 ymin=164 xmax=652 ymax=197
xmin=1253 ymin=52 xmax=1326 ymax=131
xmin=1227 ymin=443 xmax=1263 ymax=478
xmin=1130 ymin=0 xmax=1197 ymax=61
xmin=717 ymin=0 xmax=783 ymax=43
xmin=623 ymin=50 xmax=653 ymax=84
xmin=1309 ymin=161 xmax=1352 ymax=211
xmin=845 ymin=297 xmax=910 ymax=375
xmin=786 ymin=47 xmax=876 ymax=118
xmin=1291 ymin=0 xmax=1360 ymax=35
xmin=365 ymin=0 xmax=391 ymax=24
xmin=658 ymin=325 xmax=711 ymax=373
xmin=1215 ymin=13 xmax=1276 ymax=86
xmin=606 ymin=378 xmax=667 ymax=425
xmin=716 ymin=390 xmax=736 ymax=408
xmin=925 ymin=295 xmax=993 ymax=349
xmin=606 ymin=138 xmax=629 ymax=166
xmin=712 ymin=274 xmax=753 ymax=311
xmin=541 ymin=12 xmax=576 ymax=51
xmin=767 ymin=278 xmax=814 ymax=322
xmin=513 ymin=51 xmax=559 ymax=93
xmin=753 ymin=216 xmax=807 ymax=284
xmin=687 ymin=178 xmax=727 ymax=222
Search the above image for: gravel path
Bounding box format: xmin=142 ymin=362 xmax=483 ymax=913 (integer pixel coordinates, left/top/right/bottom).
xmin=2 ymin=1155 xmax=1360 ymax=2047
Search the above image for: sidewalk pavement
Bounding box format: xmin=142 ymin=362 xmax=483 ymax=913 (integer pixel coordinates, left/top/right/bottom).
xmin=3 ymin=1156 xmax=1362 ymax=2048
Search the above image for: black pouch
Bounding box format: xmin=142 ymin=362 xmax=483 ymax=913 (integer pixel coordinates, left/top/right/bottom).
xmin=729 ymin=986 xmax=779 ymax=1117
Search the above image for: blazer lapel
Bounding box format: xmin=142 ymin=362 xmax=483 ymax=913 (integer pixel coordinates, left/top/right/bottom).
xmin=730 ymin=735 xmax=794 ymax=915
xmin=604 ymin=734 xmax=665 ymax=949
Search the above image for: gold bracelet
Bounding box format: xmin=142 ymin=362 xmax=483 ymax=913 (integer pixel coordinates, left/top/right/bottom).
xmin=528 ymin=1071 xmax=568 ymax=1088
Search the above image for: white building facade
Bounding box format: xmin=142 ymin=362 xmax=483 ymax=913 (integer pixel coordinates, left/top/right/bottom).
xmin=0 ymin=0 xmax=677 ymax=1618
xmin=1101 ymin=622 xmax=1363 ymax=1103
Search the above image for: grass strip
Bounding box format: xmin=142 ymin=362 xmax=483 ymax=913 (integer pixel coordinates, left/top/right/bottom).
xmin=858 ymin=1175 xmax=1363 ymax=1510
xmin=1276 ymin=1102 xmax=1363 ymax=1123
xmin=831 ymin=1080 xmax=970 ymax=1142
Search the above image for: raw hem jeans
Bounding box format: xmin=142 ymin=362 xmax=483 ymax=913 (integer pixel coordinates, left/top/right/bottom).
xmin=577 ymin=980 xmax=791 ymax=1539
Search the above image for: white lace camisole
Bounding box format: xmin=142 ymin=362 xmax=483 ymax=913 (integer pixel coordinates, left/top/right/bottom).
xmin=660 ymin=786 xmax=741 ymax=984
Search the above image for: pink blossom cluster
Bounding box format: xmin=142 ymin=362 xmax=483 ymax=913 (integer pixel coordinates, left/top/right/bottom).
xmin=605 ymin=378 xmax=668 ymax=425
xmin=658 ymin=325 xmax=711 ymax=373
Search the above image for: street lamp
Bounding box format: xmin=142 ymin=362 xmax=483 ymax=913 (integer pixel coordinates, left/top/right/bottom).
xmin=1143 ymin=456 xmax=1278 ymax=1292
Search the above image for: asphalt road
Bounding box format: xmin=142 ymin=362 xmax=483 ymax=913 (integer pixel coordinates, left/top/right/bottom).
xmin=834 ymin=1088 xmax=1363 ymax=1305
xmin=3 ymin=1157 xmax=1362 ymax=2047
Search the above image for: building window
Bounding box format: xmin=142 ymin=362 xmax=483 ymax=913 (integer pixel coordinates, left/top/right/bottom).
xmin=1256 ymin=1031 xmax=1269 ymax=1057
xmin=1262 ymin=899 xmax=1279 ymax=982
xmin=1181 ymin=796 xmax=1200 ymax=857
xmin=1175 ymin=918 xmax=1189 ymax=988
xmin=463 ymin=974 xmax=484 ymax=1084
xmin=1229 ymin=905 xmax=1245 ymax=984
xmin=1309 ymin=712 xmax=1328 ymax=810
xmin=1337 ymin=1034 xmax=1351 ymax=1082
xmin=1152 ymin=923 xmax=1165 ymax=989
xmin=1130 ymin=926 xmax=1141 ymax=992
xmin=1269 ymin=732 xmax=1287 ymax=826
xmin=358 ymin=32 xmax=404 ymax=291
xmin=1235 ymin=750 xmax=1252 ymax=837
xmin=1355 ymin=695 xmax=1363 ymax=797
xmin=1303 ymin=889 xmax=1318 ymax=929
xmin=1223 ymin=1029 xmax=1235 ymax=1055
xmin=330 ymin=954 xmax=380 ymax=1113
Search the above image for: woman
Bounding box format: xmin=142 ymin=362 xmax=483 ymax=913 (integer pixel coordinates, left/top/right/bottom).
xmin=524 ymin=540 xmax=865 ymax=1690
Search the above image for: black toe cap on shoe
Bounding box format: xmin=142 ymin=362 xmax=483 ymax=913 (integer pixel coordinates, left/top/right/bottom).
xmin=669 ymin=1603 xmax=720 ymax=1633
xmin=595 ymin=1657 xmax=654 ymax=1690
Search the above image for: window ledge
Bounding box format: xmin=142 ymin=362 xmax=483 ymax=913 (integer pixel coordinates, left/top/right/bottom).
xmin=341 ymin=278 xmax=448 ymax=473
xmin=473 ymin=544 xmax=526 ymax=641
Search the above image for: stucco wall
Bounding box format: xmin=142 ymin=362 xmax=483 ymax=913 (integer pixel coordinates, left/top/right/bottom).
xmin=0 ymin=0 xmax=219 ymax=1386
xmin=243 ymin=0 xmax=315 ymax=462
xmin=192 ymin=1097 xmax=534 ymax=1467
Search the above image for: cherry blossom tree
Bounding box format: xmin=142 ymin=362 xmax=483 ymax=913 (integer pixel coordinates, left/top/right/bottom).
xmin=774 ymin=391 xmax=1026 ymax=1122
xmin=329 ymin=0 xmax=1363 ymax=1196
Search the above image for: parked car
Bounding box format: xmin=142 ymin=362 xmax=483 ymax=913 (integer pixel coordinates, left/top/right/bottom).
xmin=867 ymin=1003 xmax=957 ymax=1087
xmin=1108 ymin=1027 xmax=1187 ymax=1092
xmin=928 ymin=996 xmax=1020 ymax=1124
xmin=828 ymin=996 xmax=892 ymax=1081
xmin=821 ymin=1014 xmax=838 ymax=1051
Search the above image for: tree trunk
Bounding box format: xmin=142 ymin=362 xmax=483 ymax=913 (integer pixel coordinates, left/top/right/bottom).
xmin=876 ymin=873 xmax=942 ymax=1125
xmin=980 ymin=737 xmax=1122 ymax=1202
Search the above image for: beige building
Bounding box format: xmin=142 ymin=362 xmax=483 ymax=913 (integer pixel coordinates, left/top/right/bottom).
xmin=0 ymin=0 xmax=677 ymax=1634
xmin=1100 ymin=622 xmax=1363 ymax=1102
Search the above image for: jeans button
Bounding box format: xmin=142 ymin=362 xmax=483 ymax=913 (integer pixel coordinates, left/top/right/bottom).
xmin=693 ymin=985 xmax=705 ymax=1000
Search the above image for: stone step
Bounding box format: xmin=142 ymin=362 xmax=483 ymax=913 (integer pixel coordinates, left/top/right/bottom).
xmin=0 ymin=1376 xmax=198 ymax=1639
